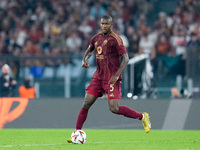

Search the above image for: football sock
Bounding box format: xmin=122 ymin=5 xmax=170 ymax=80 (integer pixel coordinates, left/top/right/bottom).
xmin=117 ymin=106 xmax=143 ymax=120
xmin=75 ymin=107 xmax=88 ymax=130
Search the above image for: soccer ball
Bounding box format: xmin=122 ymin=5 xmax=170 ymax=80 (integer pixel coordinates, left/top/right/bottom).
xmin=71 ymin=130 xmax=87 ymax=144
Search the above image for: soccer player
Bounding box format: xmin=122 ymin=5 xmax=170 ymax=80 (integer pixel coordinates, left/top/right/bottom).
xmin=67 ymin=15 xmax=151 ymax=143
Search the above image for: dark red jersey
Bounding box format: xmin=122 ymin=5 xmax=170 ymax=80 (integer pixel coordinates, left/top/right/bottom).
xmin=89 ymin=31 xmax=127 ymax=81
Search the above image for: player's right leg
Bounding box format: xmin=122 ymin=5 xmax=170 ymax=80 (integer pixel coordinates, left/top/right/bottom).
xmin=67 ymin=138 xmax=73 ymax=143
xmin=75 ymin=93 xmax=97 ymax=129
xmin=67 ymin=93 xmax=98 ymax=143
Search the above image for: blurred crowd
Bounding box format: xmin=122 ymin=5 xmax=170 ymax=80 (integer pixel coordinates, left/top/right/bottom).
xmin=0 ymin=0 xmax=200 ymax=79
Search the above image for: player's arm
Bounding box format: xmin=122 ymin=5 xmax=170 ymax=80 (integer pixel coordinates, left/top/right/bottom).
xmin=82 ymin=47 xmax=93 ymax=68
xmin=109 ymin=53 xmax=129 ymax=84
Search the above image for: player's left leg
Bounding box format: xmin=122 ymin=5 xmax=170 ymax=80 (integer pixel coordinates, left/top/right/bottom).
xmin=107 ymin=81 xmax=143 ymax=119
xmin=141 ymin=112 xmax=151 ymax=133
xmin=106 ymin=81 xmax=151 ymax=133
xmin=108 ymin=99 xmax=151 ymax=133
xmin=108 ymin=99 xmax=143 ymax=119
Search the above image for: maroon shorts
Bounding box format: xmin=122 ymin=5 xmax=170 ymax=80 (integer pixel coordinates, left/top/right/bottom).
xmin=86 ymin=78 xmax=122 ymax=100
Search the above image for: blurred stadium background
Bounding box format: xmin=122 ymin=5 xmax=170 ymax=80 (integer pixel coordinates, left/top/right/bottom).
xmin=0 ymin=0 xmax=200 ymax=129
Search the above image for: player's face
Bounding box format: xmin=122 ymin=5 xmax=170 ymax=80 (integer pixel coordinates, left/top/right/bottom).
xmin=100 ymin=18 xmax=113 ymax=35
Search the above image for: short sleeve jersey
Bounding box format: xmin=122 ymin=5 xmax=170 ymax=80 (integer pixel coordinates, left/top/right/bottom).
xmin=89 ymin=31 xmax=127 ymax=81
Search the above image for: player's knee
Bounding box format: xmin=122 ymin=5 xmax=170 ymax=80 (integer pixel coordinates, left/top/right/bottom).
xmin=83 ymin=99 xmax=93 ymax=109
xmin=83 ymin=101 xmax=91 ymax=109
xmin=109 ymin=105 xmax=119 ymax=114
xmin=83 ymin=94 xmax=97 ymax=109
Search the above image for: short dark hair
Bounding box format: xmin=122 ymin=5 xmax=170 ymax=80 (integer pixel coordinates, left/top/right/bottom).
xmin=101 ymin=15 xmax=113 ymax=22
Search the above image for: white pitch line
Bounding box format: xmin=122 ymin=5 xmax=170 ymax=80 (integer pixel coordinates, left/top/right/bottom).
xmin=1 ymin=140 xmax=199 ymax=148
xmin=0 ymin=141 xmax=139 ymax=147
xmin=0 ymin=143 xmax=66 ymax=148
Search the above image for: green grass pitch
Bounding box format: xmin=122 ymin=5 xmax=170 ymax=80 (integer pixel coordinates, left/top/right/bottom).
xmin=0 ymin=129 xmax=199 ymax=150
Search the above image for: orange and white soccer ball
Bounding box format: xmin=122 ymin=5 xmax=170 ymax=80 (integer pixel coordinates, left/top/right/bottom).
xmin=71 ymin=130 xmax=87 ymax=144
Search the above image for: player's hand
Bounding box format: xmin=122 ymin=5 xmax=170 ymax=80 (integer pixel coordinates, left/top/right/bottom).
xmin=82 ymin=60 xmax=90 ymax=68
xmin=108 ymin=75 xmax=119 ymax=84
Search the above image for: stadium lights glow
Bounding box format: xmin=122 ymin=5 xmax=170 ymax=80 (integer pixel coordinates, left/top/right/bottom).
xmin=132 ymin=95 xmax=138 ymax=100
xmin=127 ymin=92 xmax=133 ymax=98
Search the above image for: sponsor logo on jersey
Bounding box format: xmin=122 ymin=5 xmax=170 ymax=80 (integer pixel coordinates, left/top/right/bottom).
xmin=96 ymin=54 xmax=104 ymax=59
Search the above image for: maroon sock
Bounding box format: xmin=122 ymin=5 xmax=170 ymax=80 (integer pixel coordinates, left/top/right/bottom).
xmin=75 ymin=107 xmax=88 ymax=130
xmin=117 ymin=106 xmax=143 ymax=120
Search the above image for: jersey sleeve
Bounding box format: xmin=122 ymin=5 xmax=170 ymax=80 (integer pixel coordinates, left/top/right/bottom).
xmin=88 ymin=36 xmax=95 ymax=51
xmin=115 ymin=37 xmax=127 ymax=55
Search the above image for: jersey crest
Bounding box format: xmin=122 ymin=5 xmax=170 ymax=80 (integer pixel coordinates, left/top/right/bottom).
xmin=97 ymin=46 xmax=102 ymax=54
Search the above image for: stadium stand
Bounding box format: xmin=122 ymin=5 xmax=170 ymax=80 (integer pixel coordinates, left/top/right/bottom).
xmin=0 ymin=0 xmax=199 ymax=98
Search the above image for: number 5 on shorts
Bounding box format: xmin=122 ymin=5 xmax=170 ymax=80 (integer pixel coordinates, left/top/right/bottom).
xmin=110 ymin=84 xmax=114 ymax=92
